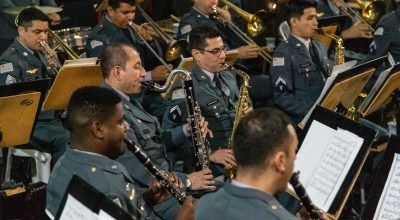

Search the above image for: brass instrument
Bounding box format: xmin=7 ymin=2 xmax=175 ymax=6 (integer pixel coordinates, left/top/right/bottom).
xmin=136 ymin=6 xmax=187 ymax=62
xmin=223 ymin=63 xmax=250 ymax=182
xmin=338 ymin=0 xmax=385 ymax=30
xmin=210 ymin=6 xmax=272 ymax=63
xmin=39 ymin=41 xmax=62 ymax=72
xmin=48 ymin=29 xmax=80 ymax=60
xmin=316 ymin=28 xmax=345 ymax=65
xmin=128 ymin=21 xmax=172 ymax=72
xmin=219 ymin=0 xmax=268 ymax=38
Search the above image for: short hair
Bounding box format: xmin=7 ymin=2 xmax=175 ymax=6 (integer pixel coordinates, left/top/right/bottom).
xmin=233 ymin=108 xmax=293 ymax=169
xmin=189 ymin=25 xmax=221 ymax=51
xmin=286 ymin=0 xmax=317 ymax=27
xmin=17 ymin=7 xmax=49 ymax=29
xmin=108 ymin=0 xmax=136 ymax=9
xmin=100 ymin=43 xmax=136 ymax=78
xmin=66 ymin=86 xmax=121 ymax=133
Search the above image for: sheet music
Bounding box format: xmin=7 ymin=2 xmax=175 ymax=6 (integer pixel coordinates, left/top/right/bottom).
xmin=98 ymin=210 xmax=116 ymax=220
xmin=299 ymin=60 xmax=357 ymax=127
xmin=295 ymin=120 xmax=364 ymax=211
xmin=60 ymin=194 xmax=97 ymax=220
xmin=63 ymin=57 xmax=98 ymax=66
xmin=373 ymin=153 xmax=400 ymax=220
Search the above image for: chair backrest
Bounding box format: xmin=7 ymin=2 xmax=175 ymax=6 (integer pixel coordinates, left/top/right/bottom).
xmin=279 ymin=21 xmax=290 ymax=42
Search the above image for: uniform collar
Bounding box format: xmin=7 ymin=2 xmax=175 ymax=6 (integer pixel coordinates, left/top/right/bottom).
xmin=291 ymin=33 xmax=311 ymax=50
xmin=192 ymin=6 xmax=210 ymax=18
xmin=16 ymin=38 xmax=35 ymax=55
xmin=102 ymin=14 xmax=124 ymax=36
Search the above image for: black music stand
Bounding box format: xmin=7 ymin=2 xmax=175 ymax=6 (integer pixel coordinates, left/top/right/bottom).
xmin=297 ymin=106 xmax=377 ymax=219
xmin=359 ymin=63 xmax=400 ymax=116
xmin=361 ymin=135 xmax=400 ymax=220
xmin=55 ymin=175 xmax=132 ymax=220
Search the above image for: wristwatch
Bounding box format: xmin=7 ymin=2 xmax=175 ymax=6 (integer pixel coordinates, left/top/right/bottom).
xmin=186 ymin=178 xmax=192 ymax=189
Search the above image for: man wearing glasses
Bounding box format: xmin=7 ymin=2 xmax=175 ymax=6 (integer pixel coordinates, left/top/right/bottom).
xmin=162 ymin=25 xmax=241 ymax=177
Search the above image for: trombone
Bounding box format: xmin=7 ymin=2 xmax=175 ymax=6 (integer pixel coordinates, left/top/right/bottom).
xmin=211 ymin=5 xmax=272 ymax=63
xmin=336 ymin=0 xmax=385 ymax=32
xmin=136 ymin=5 xmax=187 ymax=62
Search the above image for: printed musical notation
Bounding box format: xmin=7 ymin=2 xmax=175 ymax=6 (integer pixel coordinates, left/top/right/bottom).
xmin=295 ymin=120 xmax=363 ymax=211
xmin=374 ymin=154 xmax=400 ymax=220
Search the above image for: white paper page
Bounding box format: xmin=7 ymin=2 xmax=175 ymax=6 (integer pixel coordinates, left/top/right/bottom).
xmin=373 ymin=153 xmax=400 ymax=220
xmin=299 ymin=60 xmax=357 ymax=127
xmin=295 ymin=120 xmax=364 ymax=211
xmin=59 ymin=194 xmax=97 ymax=220
xmin=98 ymin=210 xmax=116 ymax=220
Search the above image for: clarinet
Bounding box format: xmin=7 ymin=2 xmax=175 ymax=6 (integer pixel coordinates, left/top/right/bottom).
xmin=124 ymin=139 xmax=187 ymax=204
xmin=289 ymin=171 xmax=324 ymax=220
xmin=183 ymin=79 xmax=211 ymax=171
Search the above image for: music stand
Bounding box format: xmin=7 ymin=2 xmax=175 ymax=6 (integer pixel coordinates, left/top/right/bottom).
xmin=359 ymin=63 xmax=400 ymax=116
xmin=297 ymin=106 xmax=376 ymax=219
xmin=55 ymin=175 xmax=132 ymax=220
xmin=0 ymin=79 xmax=50 ymax=147
xmin=320 ymin=56 xmax=386 ymax=111
xmin=362 ymin=135 xmax=400 ymax=220
xmin=42 ymin=60 xmax=102 ymax=111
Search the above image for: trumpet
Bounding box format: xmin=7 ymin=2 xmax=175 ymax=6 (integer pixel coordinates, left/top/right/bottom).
xmin=210 ymin=5 xmax=272 ymax=63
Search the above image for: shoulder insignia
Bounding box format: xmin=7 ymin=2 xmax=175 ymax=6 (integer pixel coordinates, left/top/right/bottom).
xmin=369 ymin=41 xmax=376 ymax=55
xmin=0 ymin=63 xmax=14 ymax=74
xmin=374 ymin=27 xmax=384 ymax=36
xmin=168 ymin=105 xmax=182 ymax=122
xmin=112 ymin=198 xmax=122 ymax=208
xmin=90 ymin=40 xmax=103 ymax=49
xmin=172 ymin=88 xmax=185 ymax=100
xmin=272 ymin=57 xmax=285 ymax=66
xmin=180 ymin=24 xmax=192 ymax=35
xmin=5 ymin=74 xmax=17 ymax=85
xmin=275 ymin=76 xmax=287 ymax=91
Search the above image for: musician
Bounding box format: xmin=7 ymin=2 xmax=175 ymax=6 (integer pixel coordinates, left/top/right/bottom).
xmin=100 ymin=43 xmax=215 ymax=219
xmin=0 ymin=0 xmax=61 ymax=54
xmin=177 ymin=0 xmax=259 ymax=60
xmin=86 ymin=0 xmax=170 ymax=82
xmin=195 ymin=108 xmax=298 ymax=220
xmin=46 ymin=86 xmax=195 ymax=220
xmin=270 ymin=0 xmax=330 ymax=124
xmin=367 ymin=6 xmax=400 ymax=63
xmin=0 ymin=7 xmax=68 ymax=166
xmin=163 ymin=26 xmax=244 ymax=176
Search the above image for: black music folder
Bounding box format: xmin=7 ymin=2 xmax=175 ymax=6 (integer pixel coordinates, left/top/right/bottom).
xmin=55 ymin=175 xmax=132 ymax=220
xmin=295 ymin=106 xmax=376 ymax=219
xmin=359 ymin=63 xmax=400 ymax=116
xmin=362 ymin=135 xmax=400 ymax=220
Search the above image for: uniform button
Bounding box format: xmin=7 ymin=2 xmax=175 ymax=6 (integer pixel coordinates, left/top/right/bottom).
xmin=91 ymin=167 xmax=96 ymax=172
xmin=111 ymin=165 xmax=117 ymax=169
xmin=213 ymin=106 xmax=217 ymax=110
xmin=271 ymin=204 xmax=278 ymax=210
xmin=137 ymin=119 xmax=142 ymax=123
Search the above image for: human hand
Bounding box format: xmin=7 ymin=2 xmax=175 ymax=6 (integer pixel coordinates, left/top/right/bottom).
xmin=186 ymin=168 xmax=216 ymax=191
xmin=144 ymin=172 xmax=182 ymax=205
xmin=237 ymin=44 xmax=259 ymax=59
xmin=341 ymin=21 xmax=373 ymax=39
xmin=151 ymin=64 xmax=172 ymax=82
xmin=209 ymin=149 xmax=236 ymax=167
xmin=174 ymin=196 xmax=196 ymax=220
xmin=215 ymin=6 xmax=232 ymax=24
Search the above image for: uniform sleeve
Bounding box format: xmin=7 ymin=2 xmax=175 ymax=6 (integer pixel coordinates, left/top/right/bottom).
xmin=270 ymin=47 xmax=314 ymax=120
xmin=177 ymin=17 xmax=192 ymax=42
xmin=0 ymin=57 xmax=20 ymax=85
xmin=86 ymin=34 xmax=105 ymax=58
xmin=367 ymin=20 xmax=392 ymax=61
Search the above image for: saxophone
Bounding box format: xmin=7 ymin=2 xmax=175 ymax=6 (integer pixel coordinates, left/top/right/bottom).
xmin=316 ymin=28 xmax=345 ymax=65
xmin=223 ymin=63 xmax=250 ymax=182
xmin=141 ymin=68 xmax=187 ymax=99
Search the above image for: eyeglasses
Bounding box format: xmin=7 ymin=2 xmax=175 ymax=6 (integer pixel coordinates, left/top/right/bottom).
xmin=196 ymin=46 xmax=226 ymax=56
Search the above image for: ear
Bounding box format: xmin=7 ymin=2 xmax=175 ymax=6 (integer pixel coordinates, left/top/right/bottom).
xmin=91 ymin=121 xmax=105 ymax=139
xmin=107 ymin=6 xmax=114 ymax=15
xmin=17 ymin=26 xmax=25 ymax=37
xmin=111 ymin=66 xmax=123 ymax=81
xmin=289 ymin=17 xmax=297 ymax=28
xmin=192 ymin=49 xmax=200 ymax=61
xmin=272 ymin=151 xmax=287 ymax=173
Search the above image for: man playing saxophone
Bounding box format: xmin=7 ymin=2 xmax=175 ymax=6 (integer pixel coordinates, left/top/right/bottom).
xmin=270 ymin=0 xmax=330 ymax=125
xmin=163 ymin=26 xmax=252 ymax=177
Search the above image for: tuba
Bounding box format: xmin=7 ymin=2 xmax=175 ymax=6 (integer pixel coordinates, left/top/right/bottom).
xmin=223 ymin=63 xmax=250 ymax=182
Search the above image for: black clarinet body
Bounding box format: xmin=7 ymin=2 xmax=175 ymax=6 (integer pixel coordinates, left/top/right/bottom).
xmin=183 ymin=79 xmax=211 ymax=171
xmin=289 ymin=171 xmax=324 ymax=220
xmin=124 ymin=139 xmax=187 ymax=204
